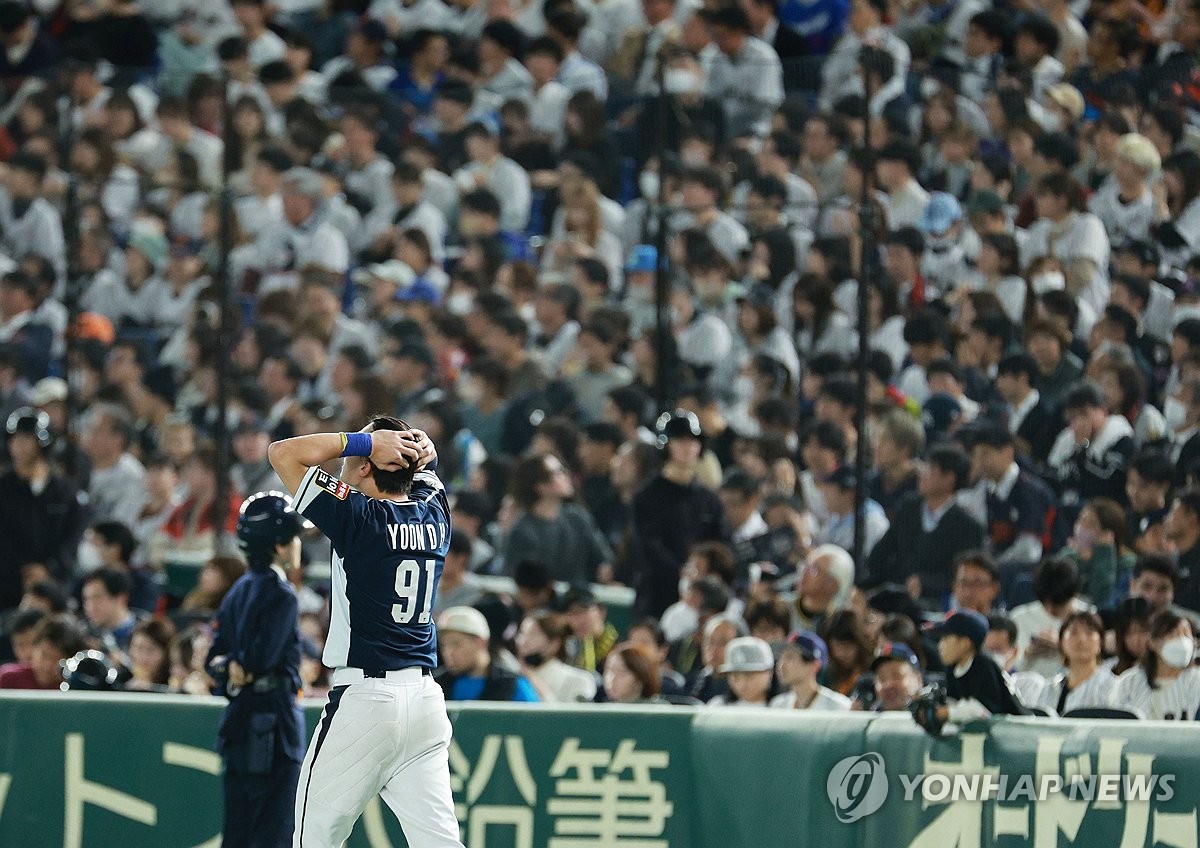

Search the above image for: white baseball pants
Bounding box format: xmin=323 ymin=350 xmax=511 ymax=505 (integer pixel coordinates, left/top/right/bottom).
xmin=293 ymin=667 xmax=464 ymax=847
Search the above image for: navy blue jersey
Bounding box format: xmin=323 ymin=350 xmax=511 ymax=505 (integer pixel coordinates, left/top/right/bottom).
xmin=294 ymin=464 xmax=450 ymax=671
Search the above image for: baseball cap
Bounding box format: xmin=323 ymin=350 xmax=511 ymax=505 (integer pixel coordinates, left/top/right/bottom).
xmin=718 ymin=636 xmax=775 ymax=673
xmin=919 ymin=192 xmax=962 ymax=236
xmin=30 ymin=377 xmax=67 ymax=406
xmin=73 ymin=312 xmax=116 ymax=345
xmin=1044 ymin=82 xmax=1085 ymax=123
xmin=438 ymin=606 xmax=491 ymax=640
xmin=930 ymin=610 xmax=989 ymax=648
xmin=782 ymin=630 xmax=828 ymax=667
xmin=922 ymin=393 xmax=962 ymax=442
xmin=354 ymin=259 xmax=416 ymax=288
xmin=870 ymin=641 xmax=920 ymax=672
xmin=625 ymin=244 xmax=657 ymax=273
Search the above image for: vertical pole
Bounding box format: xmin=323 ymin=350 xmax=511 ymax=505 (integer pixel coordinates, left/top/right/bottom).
xmin=653 ymin=54 xmax=671 ymax=416
xmin=213 ymin=76 xmax=234 ymax=528
xmin=852 ymin=90 xmax=874 ymax=574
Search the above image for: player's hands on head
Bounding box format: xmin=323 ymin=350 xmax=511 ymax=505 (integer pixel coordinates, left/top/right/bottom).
xmin=369 ymin=429 xmax=422 ymax=471
xmin=403 ymin=428 xmax=437 ymax=470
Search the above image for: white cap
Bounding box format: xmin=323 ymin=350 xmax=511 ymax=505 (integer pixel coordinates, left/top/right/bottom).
xmin=353 ymin=259 xmax=416 ymax=287
xmin=719 ymin=636 xmax=775 ymax=673
xmin=438 ymin=606 xmax=490 ymax=640
xmin=30 ymin=377 xmax=68 ymax=406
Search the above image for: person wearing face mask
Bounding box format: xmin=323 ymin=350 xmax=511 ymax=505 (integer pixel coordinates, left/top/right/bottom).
xmin=1033 ymin=611 xmax=1116 ymax=716
xmin=633 ymin=50 xmax=726 ymax=166
xmin=515 ymin=612 xmax=598 ymax=702
xmin=1110 ymin=608 xmax=1200 ymax=720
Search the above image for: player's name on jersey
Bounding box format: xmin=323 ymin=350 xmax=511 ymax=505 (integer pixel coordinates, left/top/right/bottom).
xmin=387 ymin=521 xmax=448 ymax=551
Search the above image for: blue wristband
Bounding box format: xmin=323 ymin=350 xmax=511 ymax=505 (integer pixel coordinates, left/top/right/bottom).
xmin=339 ymin=432 xmax=373 ymax=457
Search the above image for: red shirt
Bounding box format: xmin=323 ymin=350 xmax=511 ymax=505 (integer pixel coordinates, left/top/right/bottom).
xmin=0 ymin=662 xmax=56 ymax=690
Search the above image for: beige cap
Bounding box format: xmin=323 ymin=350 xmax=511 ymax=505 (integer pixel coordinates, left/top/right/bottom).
xmin=438 ymin=606 xmax=490 ymax=640
xmin=1114 ymin=132 xmax=1162 ymax=173
xmin=1045 ymin=83 xmax=1085 ymax=123
xmin=30 ymin=377 xmax=68 ymax=406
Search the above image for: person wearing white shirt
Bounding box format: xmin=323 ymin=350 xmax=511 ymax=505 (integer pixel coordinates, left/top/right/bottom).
xmin=703 ymin=5 xmax=783 ymax=139
xmin=368 ymin=0 xmax=453 ymax=36
xmin=1088 ymin=133 xmax=1160 ymax=245
xmin=0 ymin=153 xmax=65 ymax=281
xmin=252 ymin=168 xmax=350 ymax=294
xmin=816 ymin=466 xmax=889 ymax=558
xmin=453 ymin=123 xmax=532 ymax=233
xmin=235 ymin=146 xmax=291 ymax=238
xmin=1032 ymin=610 xmax=1117 ymax=716
xmin=876 ymin=141 xmax=930 ymax=231
xmin=232 ymin=0 xmax=286 ymax=68
xmin=770 ymin=630 xmax=852 ymax=711
xmin=364 ymin=162 xmax=448 ymax=263
xmin=548 ymin=7 xmax=609 ymax=100
xmin=515 ymin=614 xmax=599 ymax=703
xmin=337 ymin=107 xmax=395 ymax=216
xmin=1110 ymin=609 xmax=1200 ymax=720
xmin=1023 ymin=173 xmax=1112 ymax=314
xmin=479 ymin=21 xmax=535 ymax=102
xmin=524 ymin=36 xmax=573 ymax=146
xmin=820 ymin=0 xmax=910 ymax=110
xmin=718 ymin=468 xmax=770 ymax=544
xmin=1010 ymin=558 xmax=1094 ymax=680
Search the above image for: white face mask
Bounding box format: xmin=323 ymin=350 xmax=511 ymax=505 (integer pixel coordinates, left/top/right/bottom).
xmin=1031 ymin=270 xmax=1066 ymax=294
xmin=1160 ymin=635 xmax=1195 ymax=669
xmin=663 ymin=67 xmax=702 ymax=96
xmin=1164 ymin=396 xmax=1189 ymax=430
xmin=519 ymin=302 xmax=537 ymax=324
xmin=77 ymin=539 xmax=103 ymax=574
xmin=986 ymin=651 xmax=1012 ymax=670
xmin=446 ymin=291 xmax=474 ymax=316
xmin=639 ymin=171 xmax=660 ymax=201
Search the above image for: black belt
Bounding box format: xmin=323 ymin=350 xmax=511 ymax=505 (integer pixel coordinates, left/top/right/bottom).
xmin=248 ymin=675 xmax=296 ymax=694
xmin=363 ymin=667 xmax=433 ymax=678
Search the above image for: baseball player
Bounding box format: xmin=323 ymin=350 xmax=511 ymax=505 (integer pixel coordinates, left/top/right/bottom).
xmin=268 ymin=415 xmax=463 ymax=848
xmin=207 ymin=491 xmax=307 ymax=848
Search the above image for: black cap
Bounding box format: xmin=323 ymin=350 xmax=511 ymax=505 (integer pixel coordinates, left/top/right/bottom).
xmin=563 ymin=585 xmax=597 ymax=609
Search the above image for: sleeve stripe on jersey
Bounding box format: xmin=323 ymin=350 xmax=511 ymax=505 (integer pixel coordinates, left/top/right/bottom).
xmin=414 ymin=471 xmax=444 ymax=502
xmin=295 ymin=466 xmax=322 ymax=514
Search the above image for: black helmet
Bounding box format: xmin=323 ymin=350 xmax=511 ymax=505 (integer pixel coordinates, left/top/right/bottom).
xmin=237 ymin=490 xmax=308 ymax=561
xmin=6 ymin=406 xmax=51 ymax=450
xmin=655 ymin=409 xmax=704 ymax=451
xmin=60 ymin=650 xmax=119 ymax=691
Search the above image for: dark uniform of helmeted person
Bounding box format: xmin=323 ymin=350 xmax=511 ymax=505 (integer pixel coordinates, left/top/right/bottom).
xmin=207 ymin=491 xmax=307 ymax=848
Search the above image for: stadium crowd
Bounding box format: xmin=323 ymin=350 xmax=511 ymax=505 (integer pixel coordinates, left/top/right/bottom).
xmin=2 ymin=0 xmax=1200 ymax=723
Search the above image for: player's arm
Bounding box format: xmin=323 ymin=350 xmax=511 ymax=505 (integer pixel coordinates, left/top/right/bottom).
xmin=267 ymin=430 xmax=420 ymax=495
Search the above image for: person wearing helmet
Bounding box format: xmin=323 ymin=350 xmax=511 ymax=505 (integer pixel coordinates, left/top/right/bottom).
xmin=0 ymin=406 xmax=85 ymax=611
xmin=205 ymin=490 xmax=307 ymax=848
xmin=628 ymin=410 xmax=731 ymax=619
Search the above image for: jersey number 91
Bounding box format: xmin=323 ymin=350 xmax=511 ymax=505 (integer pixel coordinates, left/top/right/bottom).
xmin=393 ymin=558 xmax=436 ymax=625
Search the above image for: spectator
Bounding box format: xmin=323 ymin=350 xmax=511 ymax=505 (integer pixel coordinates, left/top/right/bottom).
xmin=600 ymin=642 xmax=661 ymax=704
xmin=688 ymin=613 xmax=742 ymax=703
xmin=819 ymin=609 xmax=873 ymax=697
xmin=625 ymin=617 xmax=686 ymax=695
xmin=628 ymin=411 xmax=729 ymax=618
xmin=867 ymin=642 xmax=924 ymax=712
xmin=0 ymin=607 xmax=43 ymax=672
xmin=515 ymin=612 xmax=598 ymax=702
xmin=563 ymin=586 xmax=619 ymax=674
xmin=1109 ymin=596 xmax=1152 ymax=676
xmin=433 ymin=531 xmax=485 ymax=615
xmin=995 ymin=351 xmax=1061 ymax=468
xmin=708 ymin=636 xmax=777 ymax=706
xmin=1110 ymin=608 xmax=1200 ymax=720
xmin=435 ymin=606 xmax=538 ymax=702
xmin=770 ymin=630 xmax=851 ymax=710
xmin=1164 ymin=488 xmax=1200 ymax=610
xmin=784 ymin=544 xmax=854 ymax=632
xmin=125 ymin=618 xmax=176 ymax=692
xmin=1010 ymin=557 xmax=1093 ymax=679
xmin=932 ymin=610 xmax=1029 ymax=718
xmin=0 ymin=614 xmax=86 ymax=690
xmin=80 ymin=403 xmax=146 ymax=528
xmin=1032 ymin=611 xmax=1116 ymax=715
xmin=83 ymin=520 xmax=161 ymax=614
xmin=81 ymin=567 xmax=143 ymax=652
xmin=951 ymin=551 xmax=1001 ymax=615
xmin=865 ymin=444 xmax=984 ymax=605
xmin=1058 ymin=497 xmax=1136 ymax=607
xmin=503 ymin=453 xmax=612 ymax=585
xmin=666 ymin=576 xmax=733 ymax=683
xmin=1047 ymin=381 xmax=1135 ymax=544
xmin=0 ymin=408 xmax=84 ymax=609
xmin=971 ymin=425 xmax=1056 ymax=565
xmin=816 ymin=465 xmax=889 ymax=556
xmin=179 ymin=556 xmax=246 ymax=616
xmin=1128 ymin=554 xmax=1178 ymax=615
xmin=868 ymin=408 xmax=924 ymax=518
xmin=1125 ymin=449 xmax=1173 ymax=554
